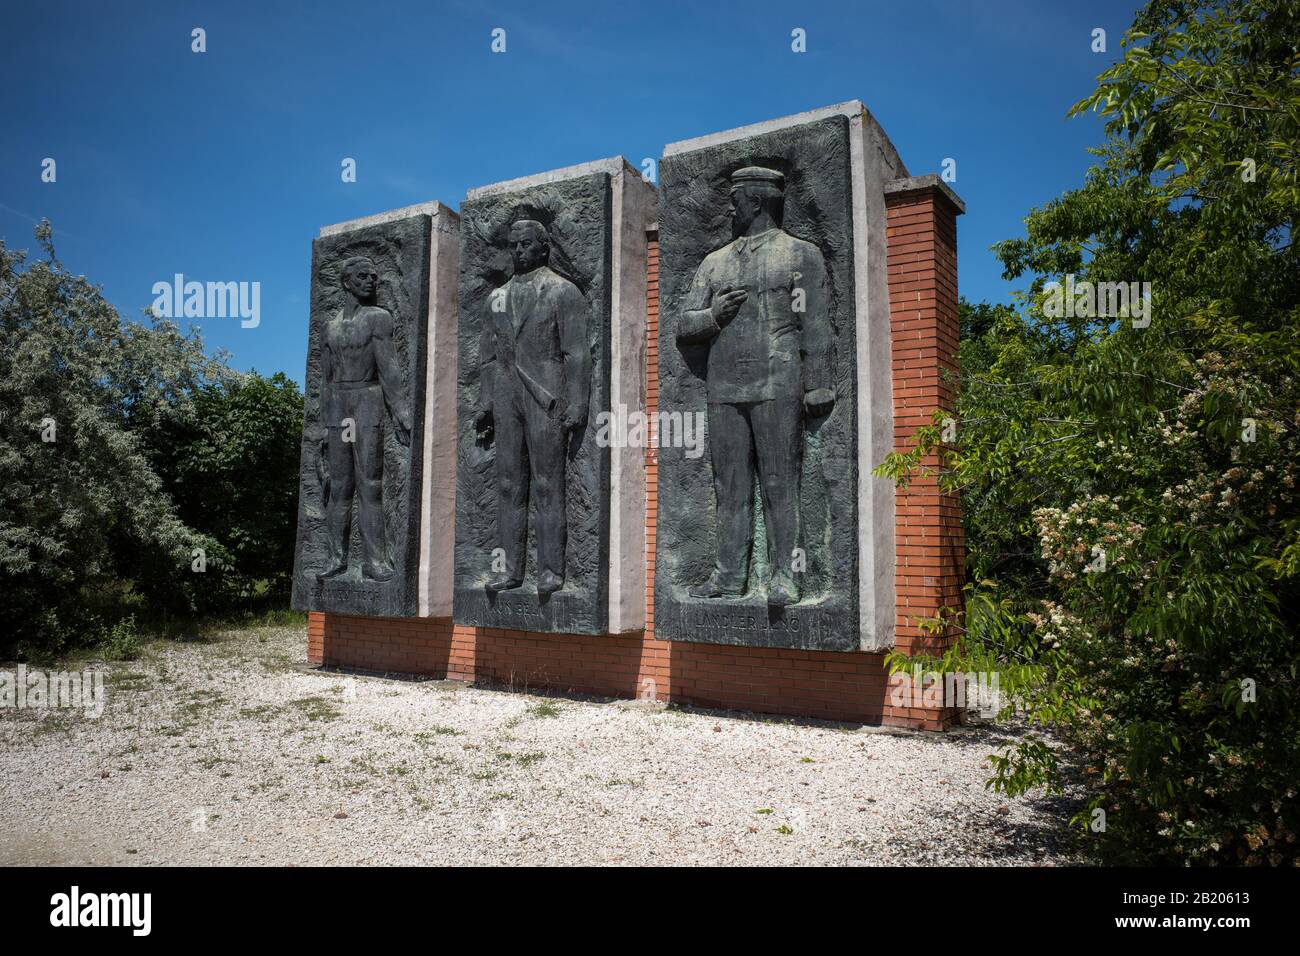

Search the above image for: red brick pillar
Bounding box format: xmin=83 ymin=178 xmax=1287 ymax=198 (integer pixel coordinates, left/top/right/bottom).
xmin=882 ymin=175 xmax=966 ymax=729
xmin=307 ymin=611 xmax=324 ymax=664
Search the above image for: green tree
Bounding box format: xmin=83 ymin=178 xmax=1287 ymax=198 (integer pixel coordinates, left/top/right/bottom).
xmin=0 ymin=224 xmax=227 ymax=657
xmin=144 ymin=371 xmax=304 ymax=613
xmin=880 ymin=0 xmax=1300 ymax=864
xmin=1 ymin=225 xmax=305 ymax=655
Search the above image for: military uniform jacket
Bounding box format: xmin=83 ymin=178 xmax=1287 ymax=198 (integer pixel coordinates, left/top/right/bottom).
xmin=479 ymin=265 xmax=591 ymax=419
xmin=678 ymin=228 xmax=833 ymax=403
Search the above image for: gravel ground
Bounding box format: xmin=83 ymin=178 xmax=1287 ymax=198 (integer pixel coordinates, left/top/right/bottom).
xmin=0 ymin=624 xmax=1081 ymax=866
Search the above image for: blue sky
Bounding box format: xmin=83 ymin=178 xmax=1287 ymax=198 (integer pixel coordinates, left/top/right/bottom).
xmin=2 ymin=0 xmax=1142 ymax=384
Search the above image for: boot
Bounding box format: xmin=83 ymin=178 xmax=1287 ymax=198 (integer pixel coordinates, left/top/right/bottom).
xmin=486 ymin=571 xmax=523 ymax=592
xmin=317 ymin=561 xmax=348 ymax=581
xmin=688 ymin=570 xmax=745 ymax=599
xmin=767 ymin=569 xmax=799 ymax=607
xmin=537 ymin=569 xmax=563 ymax=599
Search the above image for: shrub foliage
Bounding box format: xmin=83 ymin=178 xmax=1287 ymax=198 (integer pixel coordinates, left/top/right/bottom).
xmin=0 ymin=225 xmax=303 ymax=657
xmin=879 ymin=0 xmax=1300 ymax=864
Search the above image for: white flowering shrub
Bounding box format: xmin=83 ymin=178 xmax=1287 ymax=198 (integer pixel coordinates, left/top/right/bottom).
xmin=877 ymin=0 xmax=1300 ymax=864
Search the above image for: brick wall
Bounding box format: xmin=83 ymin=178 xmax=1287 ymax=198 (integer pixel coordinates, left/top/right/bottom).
xmin=884 ymin=182 xmax=966 ymax=727
xmin=309 ymin=183 xmax=964 ymax=730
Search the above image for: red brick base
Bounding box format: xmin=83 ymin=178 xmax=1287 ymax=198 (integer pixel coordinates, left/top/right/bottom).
xmin=311 ymin=180 xmax=964 ymax=731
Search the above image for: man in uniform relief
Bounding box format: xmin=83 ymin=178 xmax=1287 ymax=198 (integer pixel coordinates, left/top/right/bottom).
xmin=678 ymin=167 xmax=835 ymax=607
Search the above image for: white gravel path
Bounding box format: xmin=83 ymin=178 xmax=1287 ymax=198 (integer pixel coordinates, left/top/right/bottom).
xmin=0 ymin=624 xmax=1080 ymax=866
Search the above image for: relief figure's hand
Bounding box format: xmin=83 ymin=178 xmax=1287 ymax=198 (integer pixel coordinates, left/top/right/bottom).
xmin=710 ymin=288 xmax=748 ymax=327
xmin=394 ymin=407 xmax=413 ymax=445
xmin=475 ymin=408 xmax=494 ymax=446
xmin=804 ymin=387 xmax=835 ymax=418
xmin=562 ymin=403 xmax=588 ymax=434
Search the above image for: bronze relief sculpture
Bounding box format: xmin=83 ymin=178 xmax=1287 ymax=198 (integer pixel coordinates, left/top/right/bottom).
xmin=678 ymin=167 xmax=834 ymax=606
xmin=293 ymin=212 xmax=431 ymax=618
xmin=316 ymin=255 xmax=412 ymax=582
xmin=454 ymin=168 xmax=615 ymax=635
xmin=657 ymin=111 xmax=870 ymax=650
xmin=474 ymin=220 xmax=590 ymax=598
